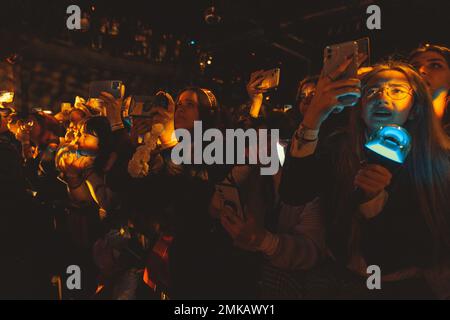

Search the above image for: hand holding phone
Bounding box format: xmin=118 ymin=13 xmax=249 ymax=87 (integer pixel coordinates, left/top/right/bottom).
xmin=247 ymin=70 xmax=268 ymax=98
xmin=323 ymin=38 xmax=370 ymax=80
xmin=302 ymin=56 xmax=362 ymax=129
xmin=129 ymin=95 xmax=169 ymax=118
xmin=251 ymin=68 xmax=280 ymax=90
xmin=322 ymin=40 xmax=358 ymax=81
xmin=89 ymin=81 xmax=124 ymax=99
xmin=98 ymin=91 xmax=124 ymax=126
xmin=314 ymin=38 xmax=370 ymax=115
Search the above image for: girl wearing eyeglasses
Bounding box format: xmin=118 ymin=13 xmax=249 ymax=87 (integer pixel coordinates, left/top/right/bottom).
xmin=280 ymin=60 xmax=450 ymax=299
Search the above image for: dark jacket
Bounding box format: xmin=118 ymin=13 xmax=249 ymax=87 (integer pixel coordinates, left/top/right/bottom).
xmin=123 ymin=142 xmax=260 ymax=299
xmin=279 ymin=130 xmax=434 ymax=274
xmin=0 ymin=140 xmax=55 ymax=298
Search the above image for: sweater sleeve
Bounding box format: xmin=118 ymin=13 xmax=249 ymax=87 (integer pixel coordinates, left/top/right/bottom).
xmin=279 ymin=128 xmax=343 ymax=206
xmin=424 ymin=261 xmax=450 ymax=299
xmin=266 ymin=198 xmax=326 ymax=270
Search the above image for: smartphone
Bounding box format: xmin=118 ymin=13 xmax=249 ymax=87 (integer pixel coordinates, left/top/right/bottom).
xmin=323 ymin=37 xmax=371 ymax=78
xmin=215 ymin=183 xmax=245 ymax=221
xmin=323 ymin=39 xmax=368 ymax=111
xmin=129 ymin=95 xmax=169 ymax=118
xmin=356 ymin=37 xmax=370 ymax=68
xmin=89 ymin=80 xmax=123 ymax=99
xmin=322 ymin=40 xmax=358 ymax=81
xmin=251 ymin=68 xmax=281 ymax=90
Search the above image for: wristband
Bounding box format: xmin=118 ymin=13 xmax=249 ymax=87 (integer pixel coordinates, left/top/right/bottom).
xmin=295 ymin=123 xmax=319 ymax=142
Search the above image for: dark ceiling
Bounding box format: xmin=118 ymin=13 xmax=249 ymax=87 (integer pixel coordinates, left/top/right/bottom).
xmin=1 ymin=0 xmax=449 ymax=105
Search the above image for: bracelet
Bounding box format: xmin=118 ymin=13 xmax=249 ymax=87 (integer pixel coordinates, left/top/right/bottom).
xmin=295 ymin=123 xmax=319 ymax=142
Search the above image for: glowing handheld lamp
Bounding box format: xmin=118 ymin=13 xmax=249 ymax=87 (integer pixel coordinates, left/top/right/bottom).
xmin=365 ymin=125 xmax=411 ymax=164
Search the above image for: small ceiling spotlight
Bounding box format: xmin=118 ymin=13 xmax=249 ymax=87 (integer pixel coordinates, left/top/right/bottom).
xmin=204 ymin=6 xmax=222 ymax=25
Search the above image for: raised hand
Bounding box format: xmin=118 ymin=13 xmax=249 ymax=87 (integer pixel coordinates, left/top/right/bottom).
xmin=303 ymin=57 xmax=361 ymax=129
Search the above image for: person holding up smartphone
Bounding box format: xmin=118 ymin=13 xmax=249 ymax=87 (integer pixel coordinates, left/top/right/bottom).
xmin=246 ymin=70 xmax=270 ymax=119
xmin=280 ymin=59 xmax=450 ymax=299
xmin=244 ymin=69 xmax=280 ymax=121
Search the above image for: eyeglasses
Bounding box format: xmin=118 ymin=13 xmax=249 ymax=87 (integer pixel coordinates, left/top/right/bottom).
xmin=363 ymin=84 xmax=413 ymax=100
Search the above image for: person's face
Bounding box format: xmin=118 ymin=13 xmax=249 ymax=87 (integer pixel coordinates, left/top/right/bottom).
xmin=174 ymin=90 xmax=200 ymax=131
xmin=298 ymin=82 xmax=316 ymax=115
xmin=410 ymin=51 xmax=450 ymax=97
xmin=76 ymin=125 xmax=99 ymax=153
xmin=361 ymin=70 xmax=415 ymax=133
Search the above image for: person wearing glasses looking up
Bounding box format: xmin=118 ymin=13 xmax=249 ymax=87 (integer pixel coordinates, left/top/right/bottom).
xmin=280 ymin=60 xmax=450 ymax=299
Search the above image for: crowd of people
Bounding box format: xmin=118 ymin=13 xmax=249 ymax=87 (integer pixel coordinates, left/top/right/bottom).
xmin=0 ymin=42 xmax=449 ymax=299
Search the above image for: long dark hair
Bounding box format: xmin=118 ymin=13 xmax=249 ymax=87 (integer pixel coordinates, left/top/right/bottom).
xmin=79 ymin=116 xmax=113 ymax=173
xmin=334 ymin=61 xmax=450 ymax=261
xmin=176 ymin=87 xmax=221 ymax=130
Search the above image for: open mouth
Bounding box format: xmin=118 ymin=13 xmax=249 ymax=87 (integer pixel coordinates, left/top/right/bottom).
xmin=372 ymin=110 xmax=392 ymax=119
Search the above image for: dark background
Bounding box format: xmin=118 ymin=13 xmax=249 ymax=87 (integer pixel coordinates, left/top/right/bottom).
xmin=0 ymin=0 xmax=448 ymax=111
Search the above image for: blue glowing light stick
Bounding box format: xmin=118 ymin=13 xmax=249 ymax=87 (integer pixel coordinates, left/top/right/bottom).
xmin=364 ymin=125 xmax=411 ymax=164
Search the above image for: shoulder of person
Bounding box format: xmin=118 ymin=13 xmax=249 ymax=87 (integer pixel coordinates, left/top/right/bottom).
xmin=0 ymin=141 xmax=21 ymax=163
